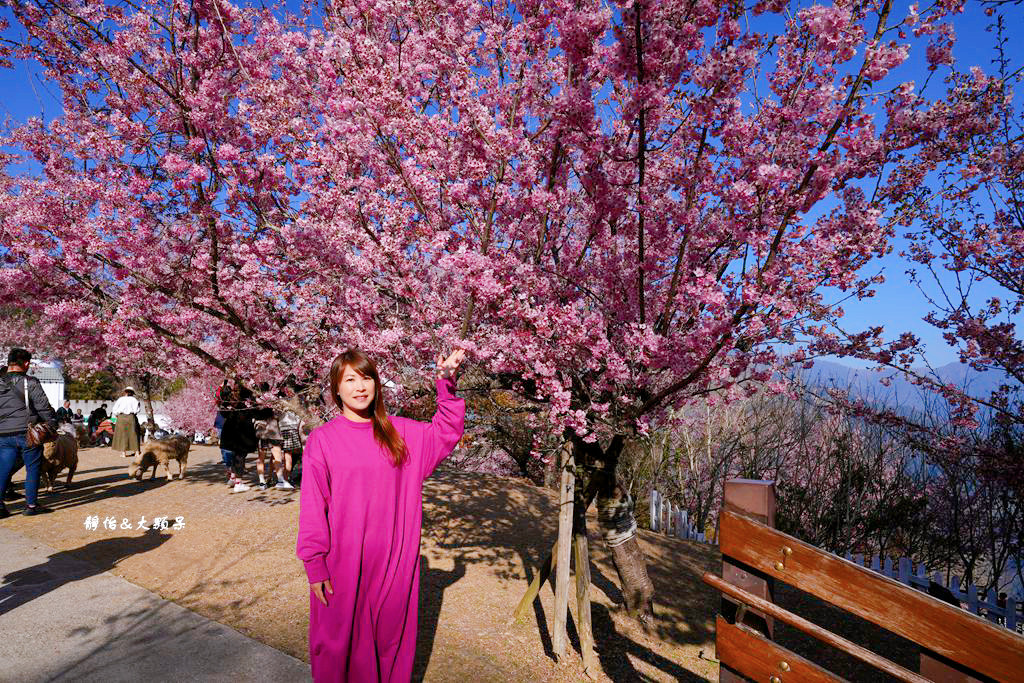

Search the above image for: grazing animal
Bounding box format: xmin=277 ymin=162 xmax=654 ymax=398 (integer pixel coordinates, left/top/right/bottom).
xmin=41 ymin=433 xmax=79 ymax=492
xmin=130 ymin=435 xmax=190 ymax=481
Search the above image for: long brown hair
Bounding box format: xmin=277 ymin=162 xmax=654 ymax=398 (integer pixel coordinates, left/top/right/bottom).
xmin=329 ymin=349 xmax=408 ymax=467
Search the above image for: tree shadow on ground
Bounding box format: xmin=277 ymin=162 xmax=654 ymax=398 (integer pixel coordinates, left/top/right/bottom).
xmin=413 ymin=554 xmax=467 ymax=682
xmin=178 ymin=461 xmax=300 ymax=507
xmin=6 ymin=454 xmax=298 ymax=514
xmin=5 ymin=464 xmax=123 ymax=497
xmin=4 ymin=449 xmax=201 ymax=511
xmin=590 ymin=603 xmax=708 ymax=682
xmin=422 ymin=467 xmax=718 ymax=680
xmin=5 ymin=467 xmax=147 ymax=513
xmin=0 ymin=530 xmax=170 ymax=617
xmin=518 ymin=551 xmax=556 ymax=659
xmin=517 ymin=544 xmax=711 ymax=682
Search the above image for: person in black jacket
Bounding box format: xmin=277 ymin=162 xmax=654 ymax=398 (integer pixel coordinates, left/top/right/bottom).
xmin=87 ymin=404 xmax=108 ymax=442
xmin=219 ymin=381 xmax=258 ymax=494
xmin=0 ymin=348 xmax=58 ymax=518
xmin=55 ymin=400 xmax=73 ymax=424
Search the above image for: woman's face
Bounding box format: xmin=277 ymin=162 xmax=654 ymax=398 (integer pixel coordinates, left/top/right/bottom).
xmin=338 ymin=365 xmax=376 ymax=414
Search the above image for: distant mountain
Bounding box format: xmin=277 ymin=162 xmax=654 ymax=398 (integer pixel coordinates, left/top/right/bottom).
xmin=794 ymin=359 xmax=1019 ymax=415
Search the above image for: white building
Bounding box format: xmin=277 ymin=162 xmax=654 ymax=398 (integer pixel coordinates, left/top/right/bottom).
xmin=69 ymin=399 xmax=171 ymax=430
xmin=28 ymin=361 xmax=65 ymax=410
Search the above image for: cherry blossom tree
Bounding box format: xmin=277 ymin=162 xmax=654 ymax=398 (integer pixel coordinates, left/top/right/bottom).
xmin=625 ymin=382 xmax=931 ymax=557
xmin=0 ymin=0 xmax=978 ymax=624
xmin=824 ymin=9 xmax=1022 ymax=504
xmin=833 ymin=64 xmax=1020 ymax=422
xmin=163 ymin=375 xmax=219 ymax=433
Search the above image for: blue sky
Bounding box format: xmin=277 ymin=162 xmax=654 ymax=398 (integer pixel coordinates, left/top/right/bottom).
xmin=2 ymin=1 xmax=1021 ymax=368
xmin=825 ymin=2 xmax=1024 ymax=369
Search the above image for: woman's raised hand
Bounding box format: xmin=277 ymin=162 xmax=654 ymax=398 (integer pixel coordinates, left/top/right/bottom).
xmin=435 ymin=349 xmax=466 ymax=380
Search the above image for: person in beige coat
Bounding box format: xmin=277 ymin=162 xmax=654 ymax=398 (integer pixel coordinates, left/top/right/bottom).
xmin=110 ymin=387 xmax=141 ymax=458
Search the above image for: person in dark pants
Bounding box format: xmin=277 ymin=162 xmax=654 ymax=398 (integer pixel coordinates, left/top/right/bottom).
xmin=213 ymin=379 xmax=230 ymax=438
xmin=0 ymin=348 xmax=58 ymax=518
xmin=2 ymin=454 xmax=23 ymax=501
xmin=219 ymin=381 xmax=258 ymax=494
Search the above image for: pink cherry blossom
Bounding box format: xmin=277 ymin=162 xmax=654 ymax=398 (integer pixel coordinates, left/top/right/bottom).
xmin=0 ymin=0 xmax=981 ymax=448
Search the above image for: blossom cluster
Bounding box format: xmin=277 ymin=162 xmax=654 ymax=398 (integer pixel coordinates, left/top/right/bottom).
xmin=0 ymin=0 xmax=979 ymax=443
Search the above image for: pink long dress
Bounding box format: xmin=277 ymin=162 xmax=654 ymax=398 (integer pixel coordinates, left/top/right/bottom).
xmin=296 ymin=377 xmax=465 ymax=682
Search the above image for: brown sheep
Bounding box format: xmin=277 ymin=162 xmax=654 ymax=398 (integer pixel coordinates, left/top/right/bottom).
xmin=41 ymin=433 xmax=79 ymax=492
xmin=130 ymin=435 xmax=190 ymax=481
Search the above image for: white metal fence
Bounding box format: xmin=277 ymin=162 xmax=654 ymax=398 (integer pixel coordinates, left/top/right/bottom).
xmin=69 ymin=400 xmax=171 ymax=429
xmin=843 ymin=552 xmax=1022 ymax=634
xmin=648 ymin=489 xmax=715 ymax=544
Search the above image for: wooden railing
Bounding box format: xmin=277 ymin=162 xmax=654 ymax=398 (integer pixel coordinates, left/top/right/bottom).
xmin=705 ymin=480 xmax=1024 ymax=683
xmin=842 ymin=552 xmax=1021 ymax=633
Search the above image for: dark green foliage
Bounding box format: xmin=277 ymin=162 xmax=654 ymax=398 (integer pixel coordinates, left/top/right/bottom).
xmin=66 ymin=371 xmax=119 ymax=400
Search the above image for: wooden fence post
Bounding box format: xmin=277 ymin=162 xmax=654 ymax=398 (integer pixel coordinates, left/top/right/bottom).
xmin=573 ymin=500 xmax=599 ymax=675
xmin=552 ymin=441 xmax=575 ymax=660
xmin=720 ymin=479 xmax=777 ymax=683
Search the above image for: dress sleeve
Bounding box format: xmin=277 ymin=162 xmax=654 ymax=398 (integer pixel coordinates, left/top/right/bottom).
xmin=296 ymin=431 xmax=332 ymax=583
xmin=419 ymin=377 xmax=466 ymax=480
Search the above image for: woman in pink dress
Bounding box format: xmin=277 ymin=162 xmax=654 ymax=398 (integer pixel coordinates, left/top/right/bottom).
xmin=297 ymin=348 xmax=465 ymax=682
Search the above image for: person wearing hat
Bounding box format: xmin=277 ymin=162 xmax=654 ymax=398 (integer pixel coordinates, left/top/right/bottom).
xmin=110 ymin=387 xmax=142 ymax=458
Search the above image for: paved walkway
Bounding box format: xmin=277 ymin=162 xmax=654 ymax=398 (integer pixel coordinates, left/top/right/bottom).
xmin=0 ymin=527 xmax=311 ymax=683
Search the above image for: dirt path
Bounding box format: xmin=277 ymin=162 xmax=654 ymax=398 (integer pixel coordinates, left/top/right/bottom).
xmin=3 ymin=444 xmax=720 ymax=681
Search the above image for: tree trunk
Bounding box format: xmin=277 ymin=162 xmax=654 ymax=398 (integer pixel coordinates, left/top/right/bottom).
xmin=552 ymin=441 xmax=575 ymax=660
xmin=140 ymin=372 xmax=157 ymax=433
xmin=573 ymin=495 xmax=599 ymax=675
xmin=597 ymin=483 xmax=655 ymax=625
xmin=512 ymin=435 xmax=657 ymax=634
xmin=587 ymin=436 xmax=655 ymax=627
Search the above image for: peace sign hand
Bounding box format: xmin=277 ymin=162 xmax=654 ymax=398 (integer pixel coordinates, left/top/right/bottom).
xmin=436 ymin=349 xmax=466 ymax=380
